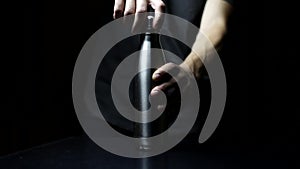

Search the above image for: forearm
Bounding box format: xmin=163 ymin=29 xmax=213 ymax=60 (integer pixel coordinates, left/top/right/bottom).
xmin=182 ymin=0 xmax=233 ymax=78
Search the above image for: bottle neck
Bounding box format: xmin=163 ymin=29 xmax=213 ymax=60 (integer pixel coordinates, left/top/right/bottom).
xmin=142 ymin=33 xmax=161 ymax=49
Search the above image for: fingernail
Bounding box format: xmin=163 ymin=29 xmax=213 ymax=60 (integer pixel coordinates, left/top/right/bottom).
xmin=114 ymin=10 xmax=123 ymax=19
xmin=151 ymin=89 xmax=159 ymax=96
xmin=153 ymin=73 xmax=160 ymax=79
xmin=150 ymin=90 xmax=158 ymax=96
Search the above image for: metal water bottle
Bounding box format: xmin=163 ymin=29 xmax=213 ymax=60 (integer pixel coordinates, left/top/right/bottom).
xmin=133 ymin=15 xmax=166 ymax=150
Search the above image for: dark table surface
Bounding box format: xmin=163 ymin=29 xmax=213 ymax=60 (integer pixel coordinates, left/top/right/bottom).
xmin=0 ymin=135 xmax=298 ymax=169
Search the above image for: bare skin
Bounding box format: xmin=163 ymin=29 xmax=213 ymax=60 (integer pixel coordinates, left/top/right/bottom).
xmin=113 ymin=0 xmax=233 ymax=101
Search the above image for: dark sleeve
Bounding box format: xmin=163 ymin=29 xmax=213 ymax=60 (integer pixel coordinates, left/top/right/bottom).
xmin=164 ymin=0 xmax=206 ymax=27
xmin=224 ymin=0 xmax=234 ymax=6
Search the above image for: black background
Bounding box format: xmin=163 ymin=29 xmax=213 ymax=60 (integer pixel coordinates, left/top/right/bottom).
xmin=1 ymin=0 xmax=297 ymax=159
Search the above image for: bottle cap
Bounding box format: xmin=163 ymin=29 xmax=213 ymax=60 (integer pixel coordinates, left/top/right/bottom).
xmin=147 ymin=16 xmax=154 ymax=31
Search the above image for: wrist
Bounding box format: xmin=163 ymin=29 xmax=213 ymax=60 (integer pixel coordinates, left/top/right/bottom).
xmin=181 ymin=52 xmax=204 ymax=79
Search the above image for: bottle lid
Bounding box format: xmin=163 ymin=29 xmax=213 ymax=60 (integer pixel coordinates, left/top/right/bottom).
xmin=147 ymin=16 xmax=154 ymax=31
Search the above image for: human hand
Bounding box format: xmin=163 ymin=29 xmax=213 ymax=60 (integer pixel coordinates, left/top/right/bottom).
xmin=113 ymin=0 xmax=165 ymax=31
xmin=150 ymin=62 xmax=197 ymax=111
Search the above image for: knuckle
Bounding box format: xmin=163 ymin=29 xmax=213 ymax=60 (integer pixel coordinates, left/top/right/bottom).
xmin=161 ymin=83 xmax=169 ymax=89
xmin=162 ymin=81 xmax=173 ymax=89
